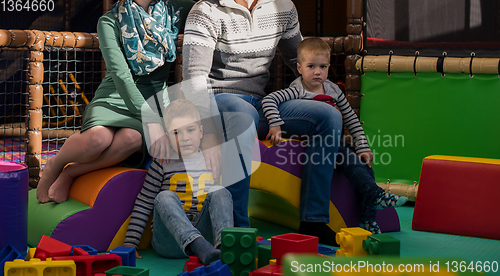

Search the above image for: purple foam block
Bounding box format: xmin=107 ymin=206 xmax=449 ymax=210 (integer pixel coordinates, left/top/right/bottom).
xmin=50 ymin=170 xmax=147 ymax=252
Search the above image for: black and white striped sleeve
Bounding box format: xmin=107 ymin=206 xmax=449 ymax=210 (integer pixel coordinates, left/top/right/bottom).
xmin=335 ymin=92 xmax=370 ymax=153
xmin=262 ymin=87 xmax=301 ymax=127
xmin=123 ymin=160 xmax=164 ymax=248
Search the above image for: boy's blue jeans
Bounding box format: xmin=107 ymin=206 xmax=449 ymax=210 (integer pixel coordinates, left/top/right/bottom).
xmin=214 ymin=93 xmax=343 ymax=227
xmin=335 ymin=141 xmax=385 ymax=222
xmin=151 ymin=187 xmax=233 ymax=258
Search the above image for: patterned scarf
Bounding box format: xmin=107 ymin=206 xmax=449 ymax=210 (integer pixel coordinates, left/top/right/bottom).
xmin=112 ymin=0 xmax=179 ymax=75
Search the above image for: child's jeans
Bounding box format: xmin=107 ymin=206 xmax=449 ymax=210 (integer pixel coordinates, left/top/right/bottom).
xmin=335 ymin=141 xmax=385 ymax=222
xmin=151 ymin=187 xmax=233 ymax=258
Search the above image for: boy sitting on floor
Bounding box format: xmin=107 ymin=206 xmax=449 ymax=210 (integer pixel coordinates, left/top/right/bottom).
xmin=262 ymin=38 xmax=408 ymax=234
xmin=124 ymin=99 xmax=233 ymax=263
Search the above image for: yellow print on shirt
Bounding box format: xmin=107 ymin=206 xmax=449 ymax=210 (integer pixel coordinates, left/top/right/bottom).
xmin=169 ymin=173 xmax=215 ymax=212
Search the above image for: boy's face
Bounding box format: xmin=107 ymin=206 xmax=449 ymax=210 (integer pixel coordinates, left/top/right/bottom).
xmin=297 ymin=52 xmax=330 ymax=92
xmin=166 ymin=116 xmax=203 ymax=157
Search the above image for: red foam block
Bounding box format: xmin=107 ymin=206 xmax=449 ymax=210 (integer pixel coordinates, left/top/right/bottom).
xmin=183 ymin=256 xmax=207 ymax=272
xmin=53 ymin=253 xmax=122 ymax=276
xmin=249 ymin=263 xmax=281 ymax=276
xmin=271 ymin=233 xmax=318 ymax=265
xmin=412 ymin=156 xmax=500 ymax=240
xmin=34 ymin=235 xmax=73 ymax=260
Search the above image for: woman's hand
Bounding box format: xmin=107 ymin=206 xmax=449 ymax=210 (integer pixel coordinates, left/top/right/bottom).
xmin=201 ymin=133 xmax=221 ymax=180
xmin=147 ymin=123 xmax=170 ymax=164
xmin=357 ymin=151 xmax=374 ymax=168
xmin=266 ymin=126 xmax=283 ymax=145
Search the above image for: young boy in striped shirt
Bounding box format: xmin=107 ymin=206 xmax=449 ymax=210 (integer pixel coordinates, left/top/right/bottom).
xmin=262 ymin=38 xmax=407 ymax=234
xmin=124 ymin=99 xmax=233 ymax=264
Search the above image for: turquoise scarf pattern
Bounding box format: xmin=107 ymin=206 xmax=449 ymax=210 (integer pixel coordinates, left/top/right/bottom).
xmin=112 ymin=0 xmax=179 ymax=75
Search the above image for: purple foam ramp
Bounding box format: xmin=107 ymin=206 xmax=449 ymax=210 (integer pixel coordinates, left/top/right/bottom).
xmin=50 ymin=170 xmax=147 ymax=252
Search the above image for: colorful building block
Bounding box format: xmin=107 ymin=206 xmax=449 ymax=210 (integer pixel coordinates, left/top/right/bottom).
xmin=258 ymin=239 xmax=271 ymax=246
xmin=317 ymin=245 xmax=336 ymax=256
xmin=4 ymin=258 xmax=76 ymax=276
xmin=110 ymin=246 xmax=136 ymax=267
xmin=220 ymin=227 xmax=258 ymax=276
xmin=34 ymin=235 xmax=73 ymax=260
xmin=249 ymin=263 xmax=281 ymax=276
xmin=72 ymin=247 xmax=89 ymax=256
xmin=183 ymin=256 xmax=207 ymax=272
xmin=26 ymin=247 xmax=36 ymax=261
xmin=362 ymin=234 xmax=400 ymax=256
xmin=335 ymin=227 xmax=372 ymax=256
xmin=271 ymin=233 xmax=318 ymax=265
xmin=178 ymin=260 xmax=231 ymax=276
xmin=1 ymin=244 xmax=25 ymax=275
xmin=71 ymin=245 xmax=97 ymax=255
xmin=413 ymin=156 xmax=500 ymax=240
xmin=105 ymin=266 xmax=149 ymax=276
xmin=53 ymin=253 xmax=122 ymax=276
xmin=258 ymin=244 xmax=272 ymax=268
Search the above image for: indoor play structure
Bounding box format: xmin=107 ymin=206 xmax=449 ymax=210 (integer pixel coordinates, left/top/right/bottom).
xmin=2 ymin=0 xmax=500 ymax=275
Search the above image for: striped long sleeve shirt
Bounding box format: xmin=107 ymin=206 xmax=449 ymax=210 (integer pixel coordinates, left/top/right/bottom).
xmin=123 ymin=151 xmax=215 ymax=248
xmin=262 ymin=77 xmax=370 ymax=153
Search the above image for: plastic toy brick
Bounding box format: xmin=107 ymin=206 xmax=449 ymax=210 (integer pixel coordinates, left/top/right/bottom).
xmin=335 ymin=227 xmax=372 ymax=257
xmin=1 ymin=244 xmax=25 ymax=275
xmin=271 ymin=233 xmax=318 ymax=265
xmin=26 ymin=247 xmax=36 ymax=261
xmin=71 ymin=245 xmax=97 ymax=256
xmin=178 ymin=260 xmax=231 ymax=276
xmin=104 ymin=266 xmax=149 ymax=276
xmin=34 ymin=235 xmax=73 ymax=260
xmin=220 ymin=227 xmax=258 ymax=276
xmin=53 ymin=253 xmax=122 ymax=276
xmin=258 ymin=244 xmax=272 ymax=268
xmin=257 ymin=239 xmax=271 ymax=246
xmin=317 ymin=244 xmax=336 ymax=256
xmin=110 ymin=246 xmax=136 ymax=267
xmin=362 ymin=234 xmax=400 ymax=256
xmin=249 ymin=263 xmax=281 ymax=276
xmin=72 ymin=247 xmax=89 ymax=256
xmin=4 ymin=258 xmax=76 ymax=276
xmin=183 ymin=256 xmax=207 ymax=272
xmin=258 ymin=237 xmax=264 ymax=242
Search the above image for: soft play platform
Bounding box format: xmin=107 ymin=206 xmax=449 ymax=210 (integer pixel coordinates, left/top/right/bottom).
xmin=412 ymin=155 xmax=500 ymax=240
xmin=28 ymin=167 xmax=147 ymax=252
xmin=28 ymin=140 xmax=401 ymax=252
xmin=249 ymin=140 xmax=400 ymax=234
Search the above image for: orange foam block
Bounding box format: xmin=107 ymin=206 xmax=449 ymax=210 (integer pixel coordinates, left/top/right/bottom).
xmin=412 ymin=155 xmax=500 ymax=240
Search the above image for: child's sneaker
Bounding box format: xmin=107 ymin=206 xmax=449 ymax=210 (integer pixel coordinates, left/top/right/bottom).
xmin=374 ymin=192 xmax=408 ymax=210
xmin=359 ymin=220 xmax=381 ymax=235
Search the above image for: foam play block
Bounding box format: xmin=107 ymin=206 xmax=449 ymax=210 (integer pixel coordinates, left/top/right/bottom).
xmin=249 ymin=140 xmax=401 ymax=234
xmin=412 ymin=155 xmax=500 ymax=240
xmin=28 ymin=167 xmax=147 ymax=252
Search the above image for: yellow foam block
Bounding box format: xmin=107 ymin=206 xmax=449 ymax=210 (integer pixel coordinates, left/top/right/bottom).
xmin=5 ymin=258 xmax=76 ymax=276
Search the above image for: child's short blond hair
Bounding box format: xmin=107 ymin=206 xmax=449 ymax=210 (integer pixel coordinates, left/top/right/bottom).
xmin=297 ymin=38 xmax=331 ymax=63
xmin=163 ymin=99 xmax=201 ymax=130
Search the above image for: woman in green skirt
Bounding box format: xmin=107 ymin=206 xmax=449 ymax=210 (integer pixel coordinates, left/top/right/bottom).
xmin=37 ymin=0 xmax=191 ymax=203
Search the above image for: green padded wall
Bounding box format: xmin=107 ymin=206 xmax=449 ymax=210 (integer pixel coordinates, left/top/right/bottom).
xmin=360 ymin=72 xmax=500 ymax=184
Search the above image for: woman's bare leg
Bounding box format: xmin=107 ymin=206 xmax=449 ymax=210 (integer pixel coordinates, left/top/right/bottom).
xmin=48 ymin=128 xmax=143 ymax=203
xmin=36 ymin=126 xmax=116 ymax=203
